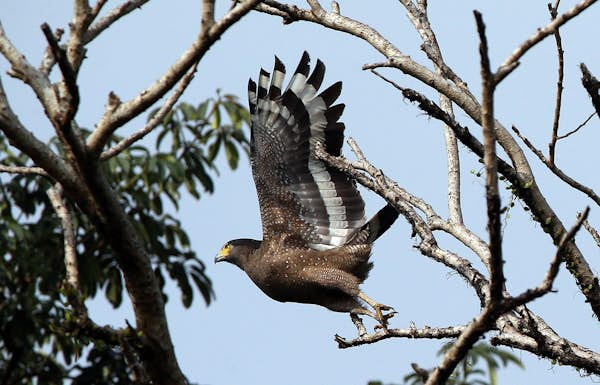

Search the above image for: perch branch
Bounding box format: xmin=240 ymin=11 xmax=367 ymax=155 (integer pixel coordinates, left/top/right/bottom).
xmin=335 ymin=324 xmax=466 ymax=349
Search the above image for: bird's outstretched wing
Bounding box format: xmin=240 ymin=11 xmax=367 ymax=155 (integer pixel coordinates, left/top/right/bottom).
xmin=248 ymin=52 xmax=366 ymax=250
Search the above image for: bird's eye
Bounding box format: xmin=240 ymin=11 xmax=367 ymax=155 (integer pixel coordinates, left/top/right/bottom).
xmin=219 ymin=244 xmax=232 ymax=257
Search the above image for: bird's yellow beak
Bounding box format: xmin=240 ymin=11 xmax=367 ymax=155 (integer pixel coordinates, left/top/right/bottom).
xmin=215 ymin=244 xmax=232 ymax=263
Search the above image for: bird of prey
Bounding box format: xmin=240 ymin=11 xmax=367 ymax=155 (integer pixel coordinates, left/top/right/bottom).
xmin=216 ymin=52 xmax=399 ymax=330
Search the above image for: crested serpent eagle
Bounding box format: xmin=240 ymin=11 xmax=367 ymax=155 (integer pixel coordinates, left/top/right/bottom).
xmin=216 ymin=52 xmax=399 ymax=330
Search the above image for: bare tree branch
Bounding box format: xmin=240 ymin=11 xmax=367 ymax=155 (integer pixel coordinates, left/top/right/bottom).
xmin=579 ymin=212 xmax=600 ymax=249
xmin=547 ymin=0 xmax=564 ymax=165
xmin=39 ymin=27 xmax=64 ymax=76
xmin=100 ymin=63 xmax=199 ymax=160
xmin=512 ymin=125 xmax=600 ymax=206
xmin=495 ymin=0 xmax=597 ymax=83
xmin=475 ymin=11 xmax=504 ymax=304
xmin=0 ymin=21 xmax=60 ymax=115
xmin=492 ymin=329 xmax=600 ymax=374
xmin=507 ymin=207 xmax=589 ymax=308
xmin=335 ymin=324 xmax=466 ymax=349
xmin=84 ymin=0 xmax=152 ymax=44
xmin=0 ymin=164 xmax=49 ymax=176
xmin=201 ymin=0 xmax=216 ymax=32
xmin=41 ymin=23 xmax=80 ymax=125
xmin=557 ymin=111 xmax=596 ymax=139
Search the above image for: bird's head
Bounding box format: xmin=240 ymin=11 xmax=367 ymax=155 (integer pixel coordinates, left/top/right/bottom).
xmin=215 ymin=238 xmax=261 ymax=269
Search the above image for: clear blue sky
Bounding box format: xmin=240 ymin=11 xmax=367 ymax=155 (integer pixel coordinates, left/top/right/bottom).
xmin=1 ymin=1 xmax=599 ymax=384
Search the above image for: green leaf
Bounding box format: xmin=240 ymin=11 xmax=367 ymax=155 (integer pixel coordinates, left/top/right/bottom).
xmin=207 ymin=136 xmax=222 ymax=162
xmin=224 ymin=140 xmax=239 ymax=169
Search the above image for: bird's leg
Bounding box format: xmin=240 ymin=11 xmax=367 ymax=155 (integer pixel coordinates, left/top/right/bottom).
xmin=350 ymin=313 xmax=367 ymax=337
xmin=358 ymin=291 xmax=396 ymax=330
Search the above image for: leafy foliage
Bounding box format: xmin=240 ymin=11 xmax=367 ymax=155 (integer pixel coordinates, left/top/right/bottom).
xmin=0 ymin=91 xmax=250 ymax=384
xmin=368 ymin=342 xmax=523 ymax=385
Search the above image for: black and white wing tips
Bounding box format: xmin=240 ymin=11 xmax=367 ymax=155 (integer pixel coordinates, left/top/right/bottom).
xmin=249 ymin=52 xmax=394 ymax=250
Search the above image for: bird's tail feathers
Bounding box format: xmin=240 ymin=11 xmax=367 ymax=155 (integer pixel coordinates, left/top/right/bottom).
xmin=347 ymin=204 xmax=399 ymax=245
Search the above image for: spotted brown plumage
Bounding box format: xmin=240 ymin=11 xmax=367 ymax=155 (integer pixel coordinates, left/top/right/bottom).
xmin=216 ymin=52 xmax=399 ymax=330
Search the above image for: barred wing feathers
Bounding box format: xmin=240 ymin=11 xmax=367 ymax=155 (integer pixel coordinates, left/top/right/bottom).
xmin=248 ymin=52 xmax=366 ymax=250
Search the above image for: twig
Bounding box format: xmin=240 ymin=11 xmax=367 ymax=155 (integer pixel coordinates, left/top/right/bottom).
xmin=0 ymin=164 xmax=49 ymax=177
xmin=495 ymin=0 xmax=597 ymax=83
xmin=90 ymin=0 xmax=109 ymax=22
xmin=512 ymin=125 xmax=600 ymax=207
xmin=556 ymin=111 xmax=596 ymax=140
xmin=100 ymin=63 xmax=198 ymax=160
xmin=84 ymin=0 xmax=151 ymax=44
xmin=580 ymin=63 xmax=600 ymax=117
xmin=506 ymin=207 xmax=589 ymax=308
xmin=578 ymin=213 xmax=600 ymax=248
xmin=547 ymin=0 xmax=564 ymax=165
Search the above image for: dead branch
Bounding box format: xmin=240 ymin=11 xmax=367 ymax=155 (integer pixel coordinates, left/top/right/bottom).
xmin=547 ymin=0 xmax=564 ymax=165
xmin=0 ymin=164 xmax=49 ymax=177
xmin=475 ymin=11 xmax=503 ymax=304
xmin=335 ymin=324 xmax=466 ymax=349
